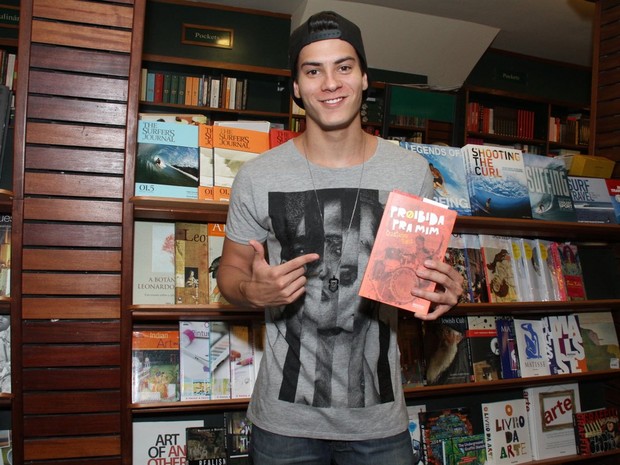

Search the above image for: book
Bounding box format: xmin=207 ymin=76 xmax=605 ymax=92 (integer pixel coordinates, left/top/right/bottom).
xmin=573 ymin=406 xmax=620 ymax=455
xmin=198 ymin=123 xmax=215 ymax=200
xmin=138 ymin=112 xmax=208 ymax=125
xmin=574 ymin=311 xmax=620 ymax=371
xmin=479 ymin=234 xmax=520 ymax=303
xmin=269 ymin=127 xmax=299 ymax=148
xmin=186 ymin=425 xmax=228 ymax=465
xmin=535 ymin=239 xmax=564 ymax=301
xmin=568 ymin=176 xmax=617 ymax=224
xmin=519 ymin=237 xmax=551 ymax=302
xmin=229 ymin=324 xmax=254 ymax=399
xmin=135 ymin=119 xmax=200 ymax=199
xmin=0 ymin=429 xmax=10 ymax=465
xmin=225 ymin=411 xmax=252 ymax=463
xmin=207 ymin=223 xmax=229 ymax=305
xmin=496 ymin=316 xmax=521 ymax=379
xmin=444 ymin=233 xmax=472 ymax=304
xmin=131 ymin=329 xmax=180 ymax=403
xmin=523 ymin=152 xmax=577 ymax=222
xmin=510 ymin=237 xmax=532 ymax=302
xmin=132 ymin=220 xmax=176 ymax=305
xmin=523 ymin=383 xmax=581 ymax=460
xmin=0 ymin=316 xmax=9 ymax=393
xmin=542 ymin=314 xmax=587 ymax=375
xmin=406 ymin=404 xmax=426 ymax=464
xmin=419 ymin=407 xmax=473 ymax=465
xmin=463 ymin=233 xmax=488 ymax=303
xmin=513 ymin=317 xmax=550 ymax=377
xmin=423 ymin=316 xmax=472 ymax=385
xmin=398 ymin=315 xmax=425 ymax=388
xmin=442 ymin=433 xmax=486 ymax=465
xmin=0 ymin=215 xmax=10 ymax=298
xmin=462 ymin=144 xmax=531 ymax=219
xmin=210 ymin=321 xmax=231 ymax=399
xmin=482 ymin=398 xmax=532 ymax=465
xmin=399 ymin=142 xmax=472 ymax=216
xmin=133 ymin=419 xmax=203 ymax=465
xmin=466 ymin=315 xmax=500 ymax=382
xmin=359 ymin=190 xmax=457 ymax=315
xmin=174 ymin=222 xmax=210 ymax=305
xmin=212 ymin=124 xmax=270 ymax=202
xmin=179 ymin=321 xmax=211 ymax=401
xmin=547 ymin=241 xmax=569 ymax=301
xmin=556 ymin=242 xmax=587 ymax=300
xmin=606 ymin=178 xmax=620 ymax=224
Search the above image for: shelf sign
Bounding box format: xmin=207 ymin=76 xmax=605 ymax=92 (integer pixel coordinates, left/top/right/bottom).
xmin=182 ymin=24 xmax=233 ymax=49
xmin=0 ymin=6 xmax=18 ymax=28
xmin=496 ymin=68 xmax=528 ymax=85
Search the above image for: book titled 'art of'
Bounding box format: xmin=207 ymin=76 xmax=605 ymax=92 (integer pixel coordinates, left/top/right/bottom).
xmin=359 ymin=190 xmax=457 ymax=314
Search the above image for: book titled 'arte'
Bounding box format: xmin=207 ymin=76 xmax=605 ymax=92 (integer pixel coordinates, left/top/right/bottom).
xmin=359 ymin=190 xmax=457 ymax=314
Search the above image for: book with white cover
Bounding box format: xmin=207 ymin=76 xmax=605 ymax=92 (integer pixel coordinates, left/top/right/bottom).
xmin=513 ymin=317 xmax=550 ymax=377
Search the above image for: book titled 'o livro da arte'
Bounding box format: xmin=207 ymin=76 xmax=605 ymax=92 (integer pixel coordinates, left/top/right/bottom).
xmin=359 ymin=190 xmax=457 ymax=315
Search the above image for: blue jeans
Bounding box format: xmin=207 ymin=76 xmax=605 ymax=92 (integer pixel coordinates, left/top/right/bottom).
xmin=250 ymin=425 xmax=415 ymax=465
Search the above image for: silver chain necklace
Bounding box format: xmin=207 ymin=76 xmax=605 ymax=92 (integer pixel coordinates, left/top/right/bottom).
xmin=302 ymin=137 xmax=366 ymax=292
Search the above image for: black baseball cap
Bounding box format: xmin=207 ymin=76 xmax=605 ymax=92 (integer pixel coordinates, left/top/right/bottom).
xmin=289 ymin=11 xmax=369 ymax=108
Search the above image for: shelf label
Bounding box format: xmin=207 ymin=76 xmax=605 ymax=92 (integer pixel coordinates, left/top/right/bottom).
xmin=0 ymin=7 xmax=18 ymax=28
xmin=182 ymin=24 xmax=233 ymax=49
xmin=496 ymin=68 xmax=528 ymax=85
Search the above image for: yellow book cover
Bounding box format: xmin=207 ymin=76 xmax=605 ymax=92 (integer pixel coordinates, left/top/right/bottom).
xmin=175 ymin=222 xmax=209 ymax=305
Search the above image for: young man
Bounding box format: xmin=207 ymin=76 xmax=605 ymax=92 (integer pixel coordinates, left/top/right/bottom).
xmin=217 ymin=11 xmax=464 ymax=465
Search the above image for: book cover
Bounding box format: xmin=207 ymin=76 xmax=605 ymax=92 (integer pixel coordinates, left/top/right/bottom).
xmin=269 ymin=127 xmax=299 ymax=148
xmin=479 ymin=234 xmax=520 ymax=303
xmin=131 ymin=329 xmax=180 ymax=403
xmin=198 ymin=123 xmax=215 ymax=200
xmin=132 ymin=220 xmax=176 ymax=305
xmin=547 ymin=241 xmax=569 ymax=301
xmin=207 ymin=223 xmax=229 ymax=305
xmin=398 ymin=315 xmax=425 ymax=388
xmin=444 ymin=233 xmax=472 ymax=304
xmin=230 ymin=324 xmax=254 ymax=399
xmin=466 ymin=315 xmax=500 ymax=382
xmin=482 ymin=398 xmax=532 ymax=465
xmin=133 ymin=419 xmax=203 ymax=465
xmin=210 ymin=321 xmax=231 ymax=400
xmin=462 ymin=144 xmax=531 ymax=219
xmin=135 ymin=120 xmax=200 ymax=199
xmin=519 ymin=238 xmax=551 ymax=302
xmin=406 ymin=404 xmax=426 ymax=464
xmin=513 ymin=317 xmax=550 ymax=377
xmin=606 ymin=178 xmax=620 ymax=224
xmin=179 ymin=321 xmax=211 ymax=401
xmin=0 ymin=215 xmax=9 ymax=298
xmin=574 ymin=311 xmax=620 ymax=371
xmin=523 ymin=152 xmax=577 ymax=222
xmin=0 ymin=316 xmax=9 ymax=393
xmin=463 ymin=233 xmax=488 ymax=303
xmin=496 ymin=316 xmax=521 ymax=379
xmin=523 ymin=383 xmax=581 ymax=460
xmin=186 ymin=425 xmax=228 ymax=465
xmin=175 ymin=222 xmax=210 ymax=305
xmin=510 ymin=237 xmax=532 ymax=302
xmin=0 ymin=429 xmax=10 ymax=465
xmin=419 ymin=407 xmax=473 ymax=465
xmin=213 ymin=125 xmax=269 ymax=201
xmin=573 ymin=406 xmax=620 ymax=455
xmin=556 ymin=242 xmax=587 ymax=300
xmin=535 ymin=239 xmax=564 ymax=301
xmin=423 ymin=316 xmax=472 ymax=386
xmin=225 ymin=410 xmax=252 ymax=463
xmin=568 ymin=176 xmax=617 ymax=224
xmin=359 ymin=190 xmax=457 ymax=315
xmin=442 ymin=433 xmax=486 ymax=465
xmin=541 ymin=314 xmax=588 ymax=375
xmin=400 ymin=142 xmax=473 ymax=216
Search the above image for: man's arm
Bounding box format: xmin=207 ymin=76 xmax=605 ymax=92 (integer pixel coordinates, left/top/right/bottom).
xmin=217 ymin=237 xmax=320 ymax=308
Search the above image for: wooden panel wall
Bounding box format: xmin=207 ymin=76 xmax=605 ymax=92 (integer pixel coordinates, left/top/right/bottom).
xmin=593 ymin=0 xmax=620 ymax=177
xmin=12 ymin=0 xmax=144 ymax=463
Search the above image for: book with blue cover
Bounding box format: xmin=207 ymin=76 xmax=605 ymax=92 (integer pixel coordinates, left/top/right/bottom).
xmin=606 ymin=178 xmax=620 ymax=224
xmin=400 ymin=142 xmax=472 ymax=216
xmin=523 ymin=153 xmax=577 ymax=222
xmin=568 ymin=176 xmax=617 ymax=223
xmin=462 ymin=144 xmax=531 ymax=219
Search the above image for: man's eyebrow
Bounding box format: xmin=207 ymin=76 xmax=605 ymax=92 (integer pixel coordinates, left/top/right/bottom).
xmin=300 ymin=55 xmax=357 ymax=68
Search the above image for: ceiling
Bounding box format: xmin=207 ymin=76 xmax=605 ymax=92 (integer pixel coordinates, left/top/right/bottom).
xmin=195 ymin=0 xmax=596 ymax=89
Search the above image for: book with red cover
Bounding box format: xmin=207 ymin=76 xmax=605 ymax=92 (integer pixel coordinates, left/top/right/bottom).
xmin=573 ymin=406 xmax=620 ymax=455
xmin=359 ymin=190 xmax=457 ymax=315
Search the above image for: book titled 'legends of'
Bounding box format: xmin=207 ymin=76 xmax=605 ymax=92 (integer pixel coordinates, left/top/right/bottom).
xmin=359 ymin=190 xmax=457 ymax=314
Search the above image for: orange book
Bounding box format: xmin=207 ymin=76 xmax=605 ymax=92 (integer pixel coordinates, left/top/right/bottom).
xmin=269 ymin=127 xmax=300 ymax=148
xmin=359 ymin=190 xmax=457 ymax=315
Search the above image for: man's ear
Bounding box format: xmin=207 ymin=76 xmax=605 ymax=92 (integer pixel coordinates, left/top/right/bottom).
xmin=362 ymin=73 xmax=368 ymax=91
xmin=293 ymin=80 xmax=301 ymax=99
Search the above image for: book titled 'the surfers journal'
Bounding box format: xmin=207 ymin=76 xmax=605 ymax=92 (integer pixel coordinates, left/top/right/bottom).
xmin=359 ymin=190 xmax=457 ymax=315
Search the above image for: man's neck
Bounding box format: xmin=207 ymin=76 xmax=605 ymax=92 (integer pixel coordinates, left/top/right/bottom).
xmin=297 ymin=124 xmax=374 ymax=169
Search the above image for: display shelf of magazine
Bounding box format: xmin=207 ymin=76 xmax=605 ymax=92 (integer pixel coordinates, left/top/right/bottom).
xmin=130 ymin=304 xmax=262 ymax=322
xmin=141 ymin=54 xmax=292 ymax=124
xmin=130 ymin=196 xmax=229 ymax=223
xmin=131 ymin=396 xmax=250 ymax=414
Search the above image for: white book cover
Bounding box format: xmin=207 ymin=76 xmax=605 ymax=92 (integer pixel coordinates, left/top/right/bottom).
xmin=523 ymin=383 xmax=581 ymax=460
xmin=132 ymin=221 xmax=175 ymax=304
xmin=209 ymin=321 xmax=231 ymax=399
xmin=514 ymin=317 xmax=550 ymax=377
xmin=482 ymin=398 xmax=532 ymax=465
xmin=179 ymin=321 xmax=211 ymax=401
xmin=535 ymin=239 xmax=562 ymax=301
xmin=541 ymin=314 xmax=587 ymax=375
xmin=520 ymin=238 xmax=551 ymax=301
xmin=230 ymin=324 xmax=255 ymax=399
xmin=568 ymin=176 xmax=617 ymax=223
xmin=510 ymin=238 xmax=532 ymax=302
xmin=133 ymin=419 xmax=203 ymax=464
xmin=406 ymin=404 xmax=426 ymax=464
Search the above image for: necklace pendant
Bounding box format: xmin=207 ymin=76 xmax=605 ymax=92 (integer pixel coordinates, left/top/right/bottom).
xmin=328 ymin=276 xmax=339 ymax=292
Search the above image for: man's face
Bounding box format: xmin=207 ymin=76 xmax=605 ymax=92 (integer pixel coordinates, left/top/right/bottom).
xmin=293 ymin=39 xmax=368 ymax=131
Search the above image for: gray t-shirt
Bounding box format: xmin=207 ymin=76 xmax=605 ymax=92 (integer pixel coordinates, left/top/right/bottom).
xmin=226 ymin=137 xmax=434 ymax=441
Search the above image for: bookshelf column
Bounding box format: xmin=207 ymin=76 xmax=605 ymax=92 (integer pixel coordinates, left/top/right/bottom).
xmin=11 ymin=0 xmax=145 ymax=463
